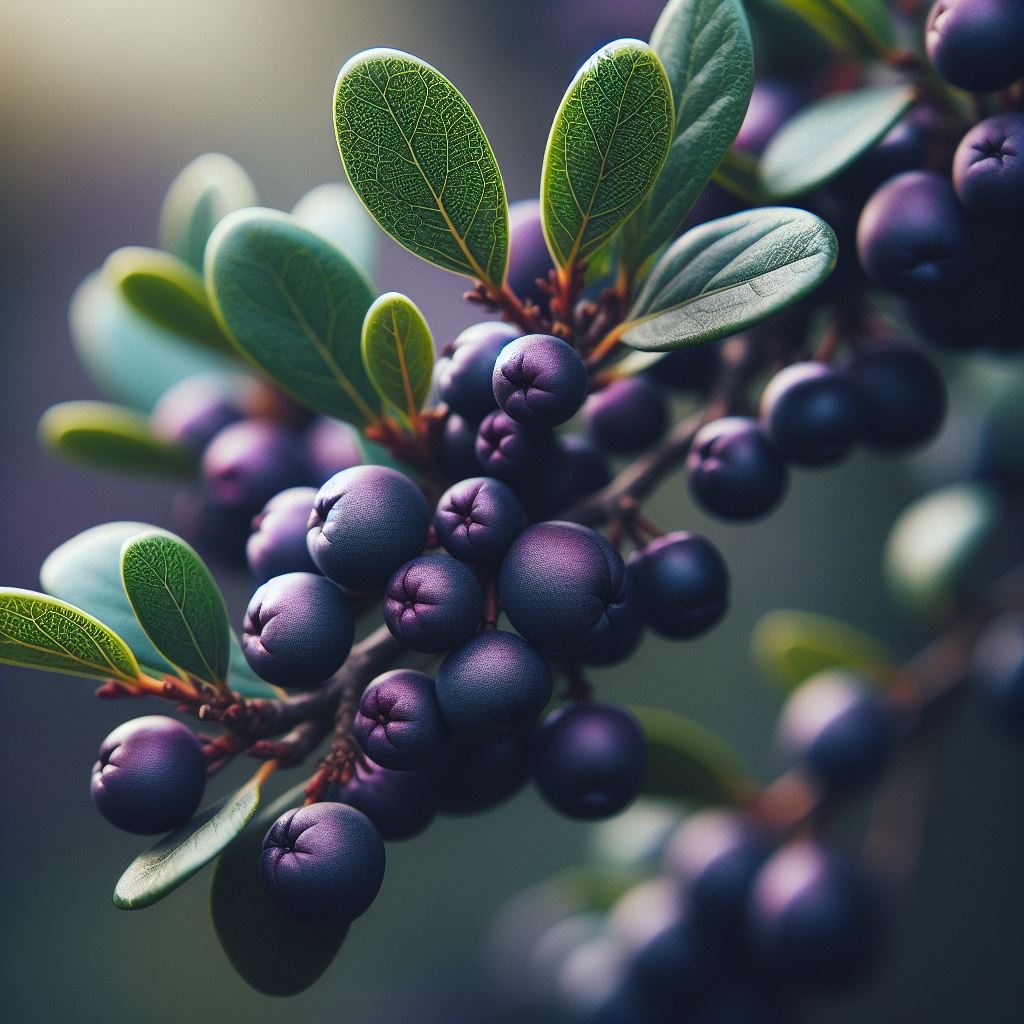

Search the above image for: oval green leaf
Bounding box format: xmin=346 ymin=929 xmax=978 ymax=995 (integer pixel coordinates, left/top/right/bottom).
xmin=39 ymin=401 xmax=193 ymax=477
xmin=361 ymin=292 xmax=433 ymax=422
xmin=0 ymin=588 xmax=139 ymax=684
xmin=775 ymin=0 xmax=895 ymax=57
xmin=334 ymin=48 xmax=509 ymax=289
xmin=622 ymin=0 xmax=754 ymax=271
xmin=291 ymin=183 xmax=380 ymax=278
xmin=210 ymin=784 xmax=349 ymax=995
xmin=120 ymin=532 xmax=230 ymax=689
xmin=760 ymin=85 xmax=916 ymax=199
xmin=206 ymin=208 xmax=381 ymax=427
xmin=542 ymin=39 xmax=673 ymax=273
xmin=159 ymin=153 xmax=258 ymax=272
xmin=114 ymin=766 xmax=267 ymax=910
xmin=620 ymin=207 xmax=837 ymax=351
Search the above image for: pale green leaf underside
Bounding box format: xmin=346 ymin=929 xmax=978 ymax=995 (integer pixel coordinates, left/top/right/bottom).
xmin=623 ymin=0 xmax=754 ymax=271
xmin=622 ymin=207 xmax=837 ymax=351
xmin=121 ymin=532 xmax=230 ymax=688
xmin=335 ymin=48 xmax=508 ymax=287
xmin=776 ymin=0 xmax=895 ymax=56
xmin=760 ymin=85 xmax=916 ymax=199
xmin=542 ymin=39 xmax=673 ymax=271
xmin=0 ymin=588 xmax=139 ymax=684
xmin=206 ymin=208 xmax=381 ymax=427
xmin=361 ymin=291 xmax=433 ymax=420
xmin=114 ymin=772 xmax=264 ymax=909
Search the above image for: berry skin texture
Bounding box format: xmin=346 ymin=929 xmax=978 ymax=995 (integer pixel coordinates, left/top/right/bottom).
xmin=760 ymin=362 xmax=863 ymax=468
xmin=440 ymin=412 xmax=483 ymax=482
xmin=778 ymin=671 xmax=891 ymax=790
xmin=748 ymin=841 xmax=882 ymax=991
xmin=90 ymin=716 xmax=206 ymax=835
xmin=952 ymin=113 xmax=1024 ymax=223
xmin=856 ymin=171 xmax=969 ymax=297
xmin=434 ymin=476 xmax=525 ymax=565
xmin=970 ymin=612 xmax=1024 ymax=731
xmin=435 ymin=734 xmax=533 ymax=814
xmin=561 ymin=434 xmax=611 ymax=497
xmin=507 ymin=199 xmax=553 ymax=307
xmin=532 ymin=702 xmax=646 ymax=820
xmin=500 ymin=521 xmax=629 ymax=658
xmin=475 ymin=410 xmax=554 ymax=483
xmin=584 ymin=376 xmax=669 ymax=455
xmin=383 ymin=555 xmax=483 ymax=653
xmin=926 ymin=0 xmax=1024 ymax=93
xmin=355 ymin=669 xmax=448 ymax=770
xmin=246 ymin=486 xmax=319 ymax=584
xmin=329 ymin=760 xmax=439 ymax=840
xmin=435 ymin=630 xmax=553 ymax=744
xmin=627 ymin=531 xmax=729 ymax=640
xmin=307 ymin=465 xmax=430 ymax=591
xmin=242 ymin=572 xmax=354 ymax=689
xmin=436 ymin=321 xmax=520 ymax=423
xmin=843 ymin=340 xmax=946 ymax=452
xmin=260 ymin=802 xmax=385 ymax=923
xmin=492 ymin=334 xmax=588 ymax=427
xmin=687 ymin=417 xmax=788 ymax=521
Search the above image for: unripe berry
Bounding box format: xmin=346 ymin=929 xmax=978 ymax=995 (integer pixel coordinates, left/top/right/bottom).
xmin=492 ymin=334 xmax=587 ymax=427
xmin=434 ymin=476 xmax=525 ymax=565
xmin=245 ymin=486 xmax=319 ymax=584
xmin=355 ymin=669 xmax=449 ymax=770
xmin=584 ymin=376 xmax=669 ymax=455
xmin=436 ymin=321 xmax=520 ymax=422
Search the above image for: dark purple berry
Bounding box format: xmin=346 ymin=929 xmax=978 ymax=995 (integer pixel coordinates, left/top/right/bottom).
xmin=581 ymin=576 xmax=644 ymax=666
xmin=971 ymin=612 xmax=1024 ymax=730
xmin=507 ymin=199 xmax=554 ymax=307
xmin=151 ymin=373 xmax=244 ymax=453
xmin=304 ymin=416 xmax=364 ymax=485
xmin=440 ymin=412 xmax=483 ymax=481
xmin=436 ymin=321 xmax=520 ymax=422
xmin=434 ymin=476 xmax=525 ymax=564
xmin=584 ymin=376 xmax=669 ymax=455
xmin=355 ymin=670 xmax=448 ymax=770
xmin=492 ymin=334 xmax=587 ymax=427
xmin=734 ymin=80 xmax=803 ymax=156
xmin=952 ymin=113 xmax=1024 ymax=222
xmin=260 ymin=802 xmax=385 ymax=922
xmin=173 ymin=488 xmax=251 ymax=565
xmin=926 ymin=0 xmax=1024 ymax=93
xmin=436 ymin=733 xmax=533 ymax=814
xmin=242 ymin=572 xmax=354 ymax=689
xmin=561 ymin=434 xmax=612 ymax=496
xmin=475 ymin=410 xmax=554 ymax=483
xmin=246 ymin=486 xmax=318 ymax=584
xmin=90 ymin=715 xmax=206 ymax=834
xmin=307 ymin=465 xmax=430 ymax=591
xmin=329 ymin=759 xmax=439 ymax=840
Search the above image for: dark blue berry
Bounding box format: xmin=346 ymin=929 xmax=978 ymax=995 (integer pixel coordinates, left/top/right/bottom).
xmin=303 ymin=416 xmax=364 ymax=485
xmin=584 ymin=376 xmax=669 ymax=455
xmin=246 ymin=486 xmax=319 ymax=584
xmin=151 ymin=373 xmax=244 ymax=453
xmin=952 ymin=113 xmax=1024 ymax=222
xmin=436 ymin=321 xmax=520 ymax=422
xmin=355 ymin=670 xmax=448 ymax=770
xmin=440 ymin=412 xmax=483 ymax=482
xmin=581 ymin=576 xmax=644 ymax=666
xmin=434 ymin=476 xmax=525 ymax=564
xmin=475 ymin=410 xmax=554 ymax=483
xmin=926 ymin=0 xmax=1024 ymax=93
xmin=329 ymin=759 xmax=439 ymax=841
xmin=435 ymin=733 xmax=533 ymax=814
xmin=173 ymin=488 xmax=251 ymax=565
xmin=507 ymin=199 xmax=553 ymax=308
xmin=561 ymin=434 xmax=612 ymax=496
xmin=971 ymin=612 xmax=1024 ymax=731
xmin=492 ymin=334 xmax=587 ymax=427
xmin=734 ymin=80 xmax=803 ymax=156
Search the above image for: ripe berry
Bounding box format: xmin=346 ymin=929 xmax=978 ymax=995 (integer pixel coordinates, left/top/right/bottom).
xmin=173 ymin=488 xmax=251 ymax=565
xmin=532 ymin=702 xmax=646 ymax=820
xmin=440 ymin=412 xmax=483 ymax=481
xmin=561 ymin=434 xmax=612 ymax=497
xmin=435 ymin=630 xmax=553 ymax=743
xmin=952 ymin=113 xmax=1024 ymax=223
xmin=329 ymin=760 xmax=439 ymax=840
xmin=970 ymin=612 xmax=1024 ymax=730
xmin=151 ymin=373 xmax=244 ymax=453
xmin=303 ymin=416 xmax=364 ymax=485
xmin=245 ymin=486 xmax=319 ymax=584
xmin=435 ymin=733 xmax=533 ymax=814
xmin=507 ymin=199 xmax=553 ymax=307
xmin=760 ymin=362 xmax=863 ymax=467
xmin=582 ymin=578 xmax=644 ymax=667
xmin=355 ymin=670 xmax=448 ymax=770
xmin=434 ymin=476 xmax=525 ymax=565
xmin=926 ymin=0 xmax=1024 ymax=93
xmin=90 ymin=716 xmax=206 ymax=834
xmin=627 ymin=531 xmax=729 ymax=640
xmin=383 ymin=555 xmax=483 ymax=653
xmin=475 ymin=410 xmax=554 ymax=483
xmin=734 ymin=80 xmax=803 ymax=156
xmin=687 ymin=417 xmax=788 ymax=520
xmin=584 ymin=376 xmax=669 ymax=455
xmin=500 ymin=521 xmax=629 ymax=658
xmin=492 ymin=334 xmax=587 ymax=427
xmin=436 ymin=321 xmax=520 ymax=422
xmin=242 ymin=572 xmax=354 ymax=689
xmin=307 ymin=465 xmax=430 ymax=591
xmin=260 ymin=802 xmax=385 ymax=922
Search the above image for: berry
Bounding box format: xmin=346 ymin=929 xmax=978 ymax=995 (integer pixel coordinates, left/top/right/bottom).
xmin=245 ymin=486 xmax=319 ymax=584
xmin=532 ymin=702 xmax=646 ymax=820
xmin=843 ymin=340 xmax=946 ymax=451
xmin=355 ymin=670 xmax=449 ymax=770
xmin=308 ymin=465 xmax=430 ymax=591
xmin=436 ymin=321 xmax=520 ymax=422
xmin=627 ymin=531 xmax=729 ymax=640
xmin=561 ymin=434 xmax=612 ymax=496
xmin=760 ymin=362 xmax=863 ymax=467
xmin=687 ymin=417 xmax=788 ymax=520
xmin=584 ymin=376 xmax=669 ymax=455
xmin=383 ymin=555 xmax=483 ymax=653
xmin=491 ymin=334 xmax=587 ymax=427
xmin=926 ymin=0 xmax=1024 ymax=93
xmin=507 ymin=199 xmax=553 ymax=307
xmin=303 ymin=416 xmax=364 ymax=485
xmin=952 ymin=113 xmax=1024 ymax=223
xmin=435 ymin=733 xmax=533 ymax=814
xmin=734 ymin=79 xmax=802 ymax=156
xmin=970 ymin=612 xmax=1024 ymax=730
xmin=475 ymin=410 xmax=554 ymax=483
xmin=434 ymin=476 xmax=525 ymax=565
xmin=440 ymin=412 xmax=483 ymax=481
xmin=173 ymin=488 xmax=251 ymax=565
xmin=150 ymin=373 xmax=244 ymax=453
xmin=241 ymin=572 xmax=354 ymax=689
xmin=329 ymin=760 xmax=439 ymax=840
xmin=260 ymin=802 xmax=385 ymax=922
xmin=581 ymin=577 xmax=644 ymax=667
xmin=843 ymin=106 xmax=942 ymax=197
xmin=777 ymin=671 xmax=891 ymax=790
xmin=435 ymin=630 xmax=553 ymax=743
xmin=90 ymin=716 xmax=206 ymax=834
xmin=500 ymin=521 xmax=629 ymax=658
xmin=856 ymin=171 xmax=969 ymax=296
xmin=645 ymin=342 xmax=721 ymax=394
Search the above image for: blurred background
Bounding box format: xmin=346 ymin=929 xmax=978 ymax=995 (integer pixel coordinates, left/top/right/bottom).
xmin=2 ymin=1 xmax=1022 ymax=1022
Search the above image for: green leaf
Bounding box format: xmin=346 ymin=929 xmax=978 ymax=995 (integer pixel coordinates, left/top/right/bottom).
xmin=210 ymin=784 xmax=349 ymax=995
xmin=41 ymin=522 xmax=279 ymax=698
xmin=711 ymin=148 xmax=763 ymax=205
xmin=775 ymin=0 xmax=895 ymax=57
xmin=622 ymin=0 xmax=754 ymax=271
xmin=114 ymin=766 xmax=268 ymax=910
xmin=631 ymin=706 xmax=755 ymax=806
xmin=541 ymin=39 xmax=673 ymax=273
xmin=159 ymin=153 xmax=258 ymax=272
xmin=39 ymin=401 xmax=193 ymax=477
xmin=759 ymin=85 xmax=916 ymax=199
xmin=361 ymin=292 xmax=433 ymax=422
xmin=291 ymin=183 xmax=380 ymax=278
xmin=619 ymin=207 xmax=837 ymax=351
xmin=120 ymin=532 xmax=230 ymax=689
xmin=752 ymin=610 xmax=897 ymax=693
xmin=0 ymin=588 xmax=139 ymax=684
xmin=104 ymin=247 xmax=233 ymax=353
xmin=206 ymin=208 xmax=382 ymax=427
xmin=334 ymin=48 xmax=509 ymax=289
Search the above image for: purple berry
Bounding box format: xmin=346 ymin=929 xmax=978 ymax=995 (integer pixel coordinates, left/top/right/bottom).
xmin=584 ymin=376 xmax=669 ymax=455
xmin=492 ymin=334 xmax=587 ymax=427
xmin=304 ymin=416 xmax=364 ymax=485
xmin=329 ymin=759 xmax=439 ymax=840
xmin=434 ymin=477 xmax=525 ymax=564
xmin=475 ymin=410 xmax=554 ymax=483
xmin=440 ymin=412 xmax=483 ymax=481
xmin=246 ymin=486 xmax=319 ymax=584
xmin=151 ymin=373 xmax=245 ymax=453
xmin=926 ymin=0 xmax=1024 ymax=93
xmin=355 ymin=670 xmax=449 ymax=770
xmin=507 ymin=199 xmax=554 ymax=307
xmin=952 ymin=113 xmax=1024 ymax=222
xmin=436 ymin=321 xmax=521 ymax=422
xmin=436 ymin=734 xmax=533 ymax=815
